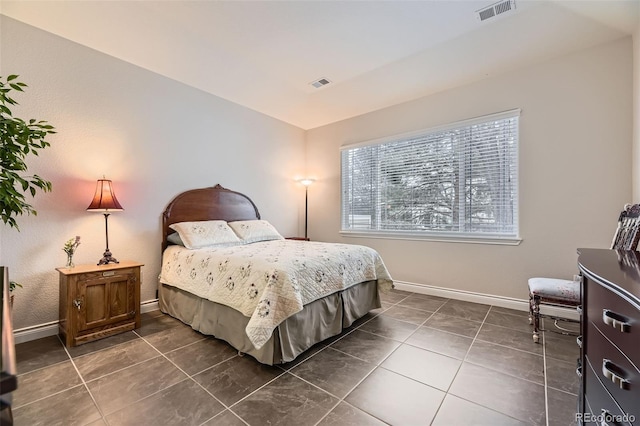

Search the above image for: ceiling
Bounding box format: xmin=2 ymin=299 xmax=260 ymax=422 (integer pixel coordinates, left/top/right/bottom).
xmin=2 ymin=0 xmax=639 ymax=130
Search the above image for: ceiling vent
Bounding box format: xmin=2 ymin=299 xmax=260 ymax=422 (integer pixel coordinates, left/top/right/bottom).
xmin=476 ymin=0 xmax=516 ymax=22
xmin=310 ymin=78 xmax=331 ymax=89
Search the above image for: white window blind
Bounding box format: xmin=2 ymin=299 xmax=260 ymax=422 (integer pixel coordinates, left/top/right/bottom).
xmin=340 ymin=110 xmax=520 ymax=241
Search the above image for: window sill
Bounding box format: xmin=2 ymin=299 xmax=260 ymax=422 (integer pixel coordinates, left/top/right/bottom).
xmin=339 ymin=230 xmax=522 ymax=246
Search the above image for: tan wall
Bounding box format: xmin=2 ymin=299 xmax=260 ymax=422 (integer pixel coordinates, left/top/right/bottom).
xmin=0 ymin=17 xmax=306 ymax=330
xmin=306 ymin=37 xmax=633 ymax=301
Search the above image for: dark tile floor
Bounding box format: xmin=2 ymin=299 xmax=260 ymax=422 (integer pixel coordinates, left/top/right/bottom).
xmin=12 ymin=289 xmax=581 ymax=425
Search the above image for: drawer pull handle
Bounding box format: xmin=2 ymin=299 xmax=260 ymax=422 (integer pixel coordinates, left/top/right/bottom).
xmin=576 ymin=335 xmax=582 ymax=348
xmin=602 ymin=359 xmax=630 ymax=390
xmin=576 ymin=359 xmax=582 ymax=378
xmin=103 ymin=271 xmax=115 ymax=277
xmin=599 ymin=409 xmax=623 ymax=426
xmin=602 ymin=309 xmax=630 ymax=333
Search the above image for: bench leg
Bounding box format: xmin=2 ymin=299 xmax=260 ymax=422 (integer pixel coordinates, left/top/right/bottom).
xmin=530 ymin=294 xmax=541 ymax=343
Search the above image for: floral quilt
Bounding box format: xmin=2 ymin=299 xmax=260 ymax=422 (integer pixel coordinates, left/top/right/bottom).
xmin=160 ymin=239 xmax=393 ymax=349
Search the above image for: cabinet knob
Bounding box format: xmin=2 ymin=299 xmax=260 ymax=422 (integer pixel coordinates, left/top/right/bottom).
xmin=73 ymin=299 xmax=82 ymax=311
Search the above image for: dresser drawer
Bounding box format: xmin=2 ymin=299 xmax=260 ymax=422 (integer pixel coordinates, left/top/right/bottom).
xmin=586 ymin=281 xmax=639 ymax=367
xmin=586 ymin=324 xmax=639 ymax=421
xmin=584 ymin=359 xmax=633 ymax=426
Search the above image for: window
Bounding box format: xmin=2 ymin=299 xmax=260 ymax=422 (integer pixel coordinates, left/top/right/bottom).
xmin=340 ymin=109 xmax=520 ymax=243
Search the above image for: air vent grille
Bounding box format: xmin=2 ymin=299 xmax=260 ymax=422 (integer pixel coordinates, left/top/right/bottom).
xmin=478 ymin=8 xmax=495 ymax=21
xmin=477 ymin=0 xmax=516 ymax=21
xmin=310 ymin=78 xmax=331 ymax=89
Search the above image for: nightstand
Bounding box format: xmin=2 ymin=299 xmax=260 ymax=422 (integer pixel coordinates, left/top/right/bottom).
xmin=57 ymin=261 xmax=143 ymax=347
xmin=285 ymin=237 xmax=310 ymax=241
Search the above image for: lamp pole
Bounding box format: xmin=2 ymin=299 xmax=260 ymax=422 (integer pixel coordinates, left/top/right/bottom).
xmin=98 ymin=212 xmax=118 ymax=265
xmin=298 ymin=178 xmax=315 ymax=240
xmin=304 ymin=185 xmax=309 ymax=240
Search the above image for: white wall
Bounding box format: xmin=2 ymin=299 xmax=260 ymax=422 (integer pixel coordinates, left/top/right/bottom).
xmin=306 ymin=37 xmax=634 ymax=301
xmin=2 ymin=14 xmax=636 ymax=332
xmin=1 ymin=16 xmax=306 ymax=330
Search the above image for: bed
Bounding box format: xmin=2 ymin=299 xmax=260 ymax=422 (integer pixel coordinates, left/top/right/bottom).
xmin=158 ymin=184 xmax=393 ymax=365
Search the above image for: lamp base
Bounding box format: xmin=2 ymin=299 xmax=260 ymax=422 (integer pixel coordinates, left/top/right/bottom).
xmin=97 ymin=249 xmax=119 ymax=266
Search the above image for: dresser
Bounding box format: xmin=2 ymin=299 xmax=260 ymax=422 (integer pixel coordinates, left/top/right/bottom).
xmin=578 ymin=249 xmax=639 ymax=426
xmin=1 ymin=267 xmax=17 ymax=425
xmin=57 ymin=261 xmax=143 ymax=347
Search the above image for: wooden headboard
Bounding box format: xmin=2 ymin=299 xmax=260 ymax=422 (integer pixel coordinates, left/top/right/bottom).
xmin=161 ymin=184 xmax=260 ymax=251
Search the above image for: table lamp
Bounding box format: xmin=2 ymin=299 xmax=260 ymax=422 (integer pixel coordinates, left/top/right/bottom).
xmin=87 ymin=178 xmax=123 ymax=265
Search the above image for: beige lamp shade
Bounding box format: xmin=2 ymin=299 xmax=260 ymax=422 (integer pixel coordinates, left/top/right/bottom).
xmin=87 ymin=179 xmax=124 ymax=211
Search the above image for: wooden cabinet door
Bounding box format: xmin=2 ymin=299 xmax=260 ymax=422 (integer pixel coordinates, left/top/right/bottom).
xmin=107 ymin=272 xmax=137 ymax=324
xmin=76 ymin=270 xmax=136 ymax=332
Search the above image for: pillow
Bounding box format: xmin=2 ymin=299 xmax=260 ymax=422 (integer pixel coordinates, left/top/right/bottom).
xmin=169 ymin=220 xmax=241 ymax=249
xmin=228 ymin=220 xmax=284 ymax=244
xmin=166 ymin=232 xmax=185 ymax=246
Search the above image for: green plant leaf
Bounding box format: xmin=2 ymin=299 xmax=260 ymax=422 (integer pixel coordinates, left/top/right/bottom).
xmin=0 ymin=75 xmax=54 ymax=230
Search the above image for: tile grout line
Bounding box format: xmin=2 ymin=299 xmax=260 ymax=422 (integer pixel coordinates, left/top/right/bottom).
xmin=304 ymin=293 xmax=418 ymax=426
xmin=316 ymin=294 xmax=441 ymax=425
xmin=250 ymin=309 xmax=398 ymax=424
xmin=442 ymin=305 xmax=543 ymax=423
xmin=56 ymin=334 xmax=107 ymax=423
xmin=354 ymin=295 xmax=506 ymax=425
xmin=131 ymin=330 xmax=249 ymax=425
xmin=542 ymin=325 xmax=550 ymax=426
xmin=76 ymin=336 xmax=181 ymax=423
xmin=310 ymin=306 xmax=420 ymax=426
xmin=64 ymin=328 xmax=238 ymax=425
xmin=427 ymin=304 xmax=494 ymax=424
xmin=12 ymin=335 xmax=146 ymax=415
xmin=427 ymin=304 xmax=528 ymax=425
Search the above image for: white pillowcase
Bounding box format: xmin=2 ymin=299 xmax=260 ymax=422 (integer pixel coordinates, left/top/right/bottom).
xmin=228 ymin=220 xmax=284 ymax=244
xmin=169 ymin=220 xmax=241 ymax=249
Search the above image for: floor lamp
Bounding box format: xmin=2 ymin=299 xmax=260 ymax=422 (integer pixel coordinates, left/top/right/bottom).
xmin=87 ymin=178 xmax=124 ymax=265
xmin=298 ymin=178 xmax=315 ymax=240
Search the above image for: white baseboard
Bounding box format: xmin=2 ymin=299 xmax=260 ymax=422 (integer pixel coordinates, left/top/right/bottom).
xmin=15 ymin=283 xmax=579 ymax=345
xmin=13 ymin=321 xmax=59 ymax=344
xmin=13 ymin=299 xmax=161 ymax=344
xmin=140 ymin=299 xmax=159 ymax=313
xmin=393 ymin=281 xmax=580 ymax=321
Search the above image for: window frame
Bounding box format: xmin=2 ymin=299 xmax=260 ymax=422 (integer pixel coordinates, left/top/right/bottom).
xmin=339 ymin=109 xmax=522 ymax=245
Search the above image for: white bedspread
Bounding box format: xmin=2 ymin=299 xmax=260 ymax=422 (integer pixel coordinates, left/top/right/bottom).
xmin=160 ymin=239 xmax=393 ymax=349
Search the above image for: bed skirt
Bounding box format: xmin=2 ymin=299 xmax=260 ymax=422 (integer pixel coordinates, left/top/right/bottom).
xmin=158 ymin=280 xmax=381 ymax=365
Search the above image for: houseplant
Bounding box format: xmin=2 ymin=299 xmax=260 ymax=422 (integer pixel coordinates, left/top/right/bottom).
xmin=1 ymin=74 xmax=55 ymax=231
xmin=9 ymin=281 xmax=22 ymax=307
xmin=1 ymin=75 xmax=55 ymax=303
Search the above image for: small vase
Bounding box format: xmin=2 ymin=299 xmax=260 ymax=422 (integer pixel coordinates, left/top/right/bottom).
xmin=66 ymin=253 xmax=75 ymax=269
